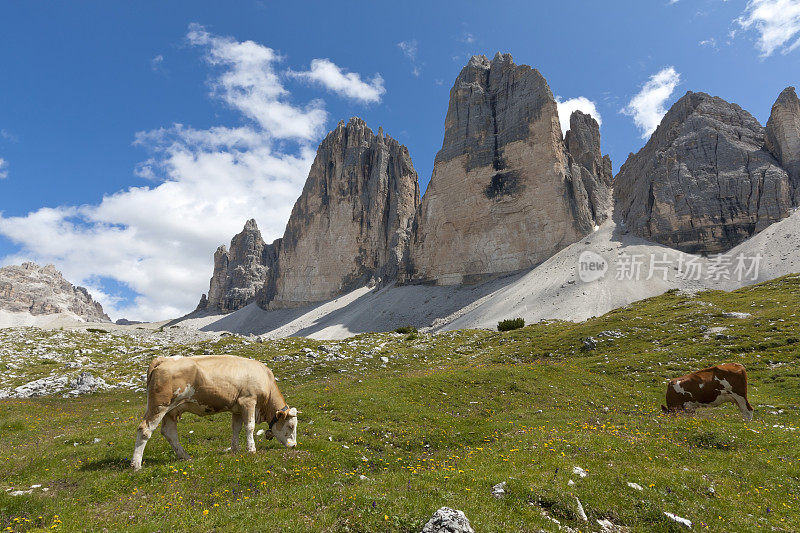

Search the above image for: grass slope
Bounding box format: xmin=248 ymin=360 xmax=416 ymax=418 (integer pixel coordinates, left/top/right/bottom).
xmin=2 ymin=276 xmax=800 ymax=532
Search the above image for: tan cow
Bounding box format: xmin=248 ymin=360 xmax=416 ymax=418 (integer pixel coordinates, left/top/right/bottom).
xmin=131 ymin=355 xmax=299 ymax=471
xmin=662 ymin=362 xmax=753 ymax=421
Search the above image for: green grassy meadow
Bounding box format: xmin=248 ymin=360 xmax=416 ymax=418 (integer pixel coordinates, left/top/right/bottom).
xmin=2 ymin=275 xmax=800 ymax=532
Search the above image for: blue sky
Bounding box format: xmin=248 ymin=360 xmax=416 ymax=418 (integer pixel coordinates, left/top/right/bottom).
xmin=1 ymin=0 xmax=799 ymax=320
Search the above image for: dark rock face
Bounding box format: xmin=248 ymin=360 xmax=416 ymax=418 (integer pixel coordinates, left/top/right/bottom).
xmin=0 ymin=262 xmax=110 ymax=322
xmin=197 ymin=219 xmax=280 ymax=313
xmin=766 ymin=86 xmax=800 ymax=203
xmin=258 ymin=118 xmax=420 ymax=308
xmin=614 ymin=91 xmax=793 ymax=255
xmin=409 ymin=53 xmax=611 ymax=284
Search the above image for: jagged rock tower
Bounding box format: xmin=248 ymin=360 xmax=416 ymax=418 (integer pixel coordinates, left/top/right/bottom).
xmin=258 ymin=118 xmax=420 ymax=308
xmin=765 ymin=86 xmax=800 ymax=204
xmin=409 ymin=53 xmax=610 ymax=284
xmin=197 ymin=219 xmax=279 ymax=313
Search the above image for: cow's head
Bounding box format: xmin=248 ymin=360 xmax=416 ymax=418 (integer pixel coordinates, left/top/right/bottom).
xmin=270 ymin=407 xmax=299 ymax=448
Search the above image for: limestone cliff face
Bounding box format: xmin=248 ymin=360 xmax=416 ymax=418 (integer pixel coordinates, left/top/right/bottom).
xmin=0 ymin=262 xmax=110 ymax=322
xmin=197 ymin=219 xmax=279 ymax=313
xmin=766 ymin=86 xmax=800 ymax=204
xmin=258 ymin=118 xmax=420 ymax=308
xmin=565 ymin=111 xmax=613 ymax=226
xmin=409 ymin=53 xmax=609 ymax=284
xmin=614 ymin=91 xmax=793 ymax=255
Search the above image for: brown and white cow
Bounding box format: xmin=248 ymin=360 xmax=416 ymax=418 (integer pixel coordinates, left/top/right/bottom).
xmin=662 ymin=362 xmax=753 ymax=421
xmin=131 ymin=355 xmax=299 ymax=471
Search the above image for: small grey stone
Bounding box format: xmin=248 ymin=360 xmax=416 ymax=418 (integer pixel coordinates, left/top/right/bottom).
xmin=421 ymin=507 xmax=475 ymax=533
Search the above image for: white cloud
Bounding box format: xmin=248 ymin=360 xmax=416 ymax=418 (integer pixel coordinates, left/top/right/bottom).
xmin=460 ymin=32 xmax=475 ymax=44
xmin=699 ymin=37 xmax=718 ymax=49
xmin=0 ymin=158 xmax=7 ymax=179
xmin=0 ymin=25 xmax=338 ymax=321
xmin=288 ymin=59 xmax=385 ymax=104
xmin=398 ymin=40 xmax=420 ymax=77
xmin=555 ymin=97 xmax=602 ymax=137
xmin=187 ymin=23 xmax=326 ymax=141
xmin=622 ymin=67 xmax=681 ymax=139
xmin=151 ymin=54 xmax=164 ymax=71
xmin=737 ymin=0 xmax=800 ymax=57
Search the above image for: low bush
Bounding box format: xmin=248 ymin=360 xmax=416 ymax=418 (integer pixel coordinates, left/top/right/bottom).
xmin=497 ymin=317 xmax=525 ymax=332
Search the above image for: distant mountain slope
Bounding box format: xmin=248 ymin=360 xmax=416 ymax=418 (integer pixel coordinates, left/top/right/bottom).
xmin=0 ymin=262 xmax=110 ymax=326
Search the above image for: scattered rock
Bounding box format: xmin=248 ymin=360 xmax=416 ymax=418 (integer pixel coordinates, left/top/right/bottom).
xmin=572 ymin=466 xmax=588 ymax=478
xmin=597 ymin=518 xmax=629 ymax=532
xmin=67 ymin=372 xmax=109 ymax=397
xmin=491 ymin=481 xmax=507 ymax=499
xmin=421 ymin=507 xmax=475 ymax=533
xmin=722 ymin=312 xmax=752 ymax=319
xmin=575 ymin=497 xmax=588 ymax=522
xmin=663 ymin=512 xmax=692 ymax=528
xmin=626 ymin=482 xmax=643 ymax=491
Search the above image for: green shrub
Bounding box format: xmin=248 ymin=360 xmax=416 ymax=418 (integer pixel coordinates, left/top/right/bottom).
xmin=394 ymin=326 xmax=417 ymax=334
xmin=497 ymin=318 xmax=525 ymax=332
xmin=86 ymin=328 xmax=108 ymax=334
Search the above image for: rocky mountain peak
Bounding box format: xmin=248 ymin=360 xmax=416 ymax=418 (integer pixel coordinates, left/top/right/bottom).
xmin=197 ymin=219 xmax=280 ymax=313
xmin=565 ymin=110 xmax=613 ymax=226
xmin=614 ymin=90 xmax=794 ymax=254
xmin=409 ymin=54 xmax=609 ymax=284
xmin=256 ymin=118 xmax=420 ymax=308
xmin=766 ymin=86 xmax=800 ymax=203
xmin=0 ymin=262 xmax=110 ymax=322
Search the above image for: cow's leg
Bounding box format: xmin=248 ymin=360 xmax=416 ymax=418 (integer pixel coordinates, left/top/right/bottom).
xmin=731 ymin=393 xmax=754 ymax=421
xmin=241 ymin=401 xmax=257 ymax=453
xmin=161 ymin=411 xmax=190 ymax=460
xmin=230 ymin=413 xmax=243 ymax=453
xmin=131 ymin=405 xmax=168 ymax=471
